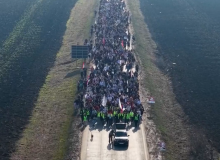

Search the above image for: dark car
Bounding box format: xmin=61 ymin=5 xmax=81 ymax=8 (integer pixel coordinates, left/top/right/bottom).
xmin=113 ymin=123 xmax=129 ymax=147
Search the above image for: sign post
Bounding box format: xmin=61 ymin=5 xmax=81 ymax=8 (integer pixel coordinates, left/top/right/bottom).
xmin=71 ymin=45 xmax=89 ymax=69
xmin=71 ymin=45 xmax=89 ymax=59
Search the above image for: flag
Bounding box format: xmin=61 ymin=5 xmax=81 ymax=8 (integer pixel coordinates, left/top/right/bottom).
xmin=102 ymin=95 xmax=107 ymax=107
xmin=82 ymin=62 xmax=85 ymax=68
xmin=118 ymin=99 xmax=123 ymax=113
xmin=147 ymin=97 xmax=155 ymax=104
xmin=87 ymin=75 xmax=90 ymax=85
xmin=121 ymin=40 xmax=124 ymax=48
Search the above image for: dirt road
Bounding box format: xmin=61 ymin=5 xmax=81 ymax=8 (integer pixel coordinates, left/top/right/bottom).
xmin=80 ymin=121 xmax=148 ymax=160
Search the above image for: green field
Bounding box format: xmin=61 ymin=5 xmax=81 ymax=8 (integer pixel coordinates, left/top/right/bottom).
xmin=0 ymin=0 xmax=88 ymax=159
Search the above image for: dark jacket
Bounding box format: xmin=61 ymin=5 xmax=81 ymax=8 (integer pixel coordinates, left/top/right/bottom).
xmin=109 ymin=130 xmax=115 ymax=137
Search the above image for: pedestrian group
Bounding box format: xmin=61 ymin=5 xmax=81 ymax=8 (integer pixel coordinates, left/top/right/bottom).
xmin=74 ymin=0 xmax=144 ymax=129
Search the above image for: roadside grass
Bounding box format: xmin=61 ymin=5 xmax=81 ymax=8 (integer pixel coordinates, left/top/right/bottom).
xmin=11 ymin=0 xmax=98 ymax=160
xmin=127 ymin=0 xmax=207 ymax=159
xmin=127 ymin=0 xmax=166 ymax=133
xmin=127 ymin=0 xmax=173 ymax=159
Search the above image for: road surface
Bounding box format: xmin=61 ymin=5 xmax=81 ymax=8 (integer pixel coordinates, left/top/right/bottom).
xmin=80 ymin=120 xmax=149 ymax=160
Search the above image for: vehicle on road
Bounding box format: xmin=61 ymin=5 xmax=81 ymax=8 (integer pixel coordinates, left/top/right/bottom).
xmin=113 ymin=123 xmax=129 ymax=147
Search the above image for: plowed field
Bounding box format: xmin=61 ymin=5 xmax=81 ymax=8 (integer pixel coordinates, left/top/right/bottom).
xmin=140 ymin=0 xmax=220 ymax=154
xmin=0 ymin=0 xmax=78 ymax=159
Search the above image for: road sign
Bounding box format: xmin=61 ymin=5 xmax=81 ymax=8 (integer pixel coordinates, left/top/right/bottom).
xmin=71 ymin=45 xmax=89 ymax=58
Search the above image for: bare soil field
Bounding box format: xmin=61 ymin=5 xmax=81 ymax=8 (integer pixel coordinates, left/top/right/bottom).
xmin=138 ymin=0 xmax=220 ymax=159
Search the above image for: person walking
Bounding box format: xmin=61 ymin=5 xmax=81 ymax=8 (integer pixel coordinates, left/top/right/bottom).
xmin=130 ymin=110 xmax=134 ymax=122
xmin=122 ymin=112 xmax=126 ymax=123
xmin=87 ymin=109 xmax=90 ymax=121
xmin=109 ymin=129 xmax=115 ymax=143
xmin=80 ymin=69 xmax=84 ymax=78
xmin=80 ymin=109 xmax=84 ymax=123
xmin=126 ymin=112 xmax=130 ymax=124
xmin=134 ymin=114 xmax=139 ymax=128
xmin=83 ymin=113 xmax=87 ymax=125
xmin=97 ymin=110 xmax=101 ymax=121
xmin=108 ymin=113 xmax=113 ymax=126
xmin=106 ymin=114 xmax=109 ymax=125
xmin=101 ymin=112 xmax=105 ymax=125
xmin=118 ymin=112 xmax=122 ymax=122
xmin=114 ymin=110 xmax=118 ymax=123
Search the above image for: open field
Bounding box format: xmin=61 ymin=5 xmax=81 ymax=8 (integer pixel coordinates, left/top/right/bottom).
xmin=126 ymin=0 xmax=220 ymax=159
xmin=137 ymin=0 xmax=220 ymax=159
xmin=0 ymin=0 xmax=98 ymax=159
xmin=11 ymin=0 xmax=98 ymax=159
xmin=0 ymin=0 xmax=35 ymax=44
xmin=0 ymin=0 xmax=77 ymax=158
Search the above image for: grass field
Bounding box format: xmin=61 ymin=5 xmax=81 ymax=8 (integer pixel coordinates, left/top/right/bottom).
xmin=0 ymin=0 xmax=98 ymax=159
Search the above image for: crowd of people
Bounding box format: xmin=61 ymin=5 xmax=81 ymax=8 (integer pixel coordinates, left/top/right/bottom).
xmin=75 ymin=0 xmax=144 ymax=128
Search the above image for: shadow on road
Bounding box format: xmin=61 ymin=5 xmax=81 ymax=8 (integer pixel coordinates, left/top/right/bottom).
xmin=84 ymin=119 xmax=141 ymax=133
xmin=132 ymin=126 xmax=140 ymax=133
xmin=107 ymin=143 xmax=112 ymax=150
xmin=86 ymin=119 xmax=114 ymax=132
xmin=107 ymin=142 xmax=128 ymax=151
xmin=113 ymin=145 xmax=128 ymax=151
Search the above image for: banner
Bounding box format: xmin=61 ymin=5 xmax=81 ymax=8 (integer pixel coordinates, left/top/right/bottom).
xmin=121 ymin=40 xmax=124 ymax=48
xmin=147 ymin=97 xmax=155 ymax=104
xmin=102 ymin=95 xmax=107 ymax=107
xmin=118 ymin=99 xmax=123 ymax=113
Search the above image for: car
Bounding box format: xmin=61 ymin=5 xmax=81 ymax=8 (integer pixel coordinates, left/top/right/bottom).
xmin=113 ymin=123 xmax=129 ymax=147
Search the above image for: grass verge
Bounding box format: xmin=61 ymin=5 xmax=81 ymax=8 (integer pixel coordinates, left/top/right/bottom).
xmin=10 ymin=0 xmax=98 ymax=160
xmin=127 ymin=0 xmax=185 ymax=159
xmin=127 ymin=0 xmax=166 ymax=135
